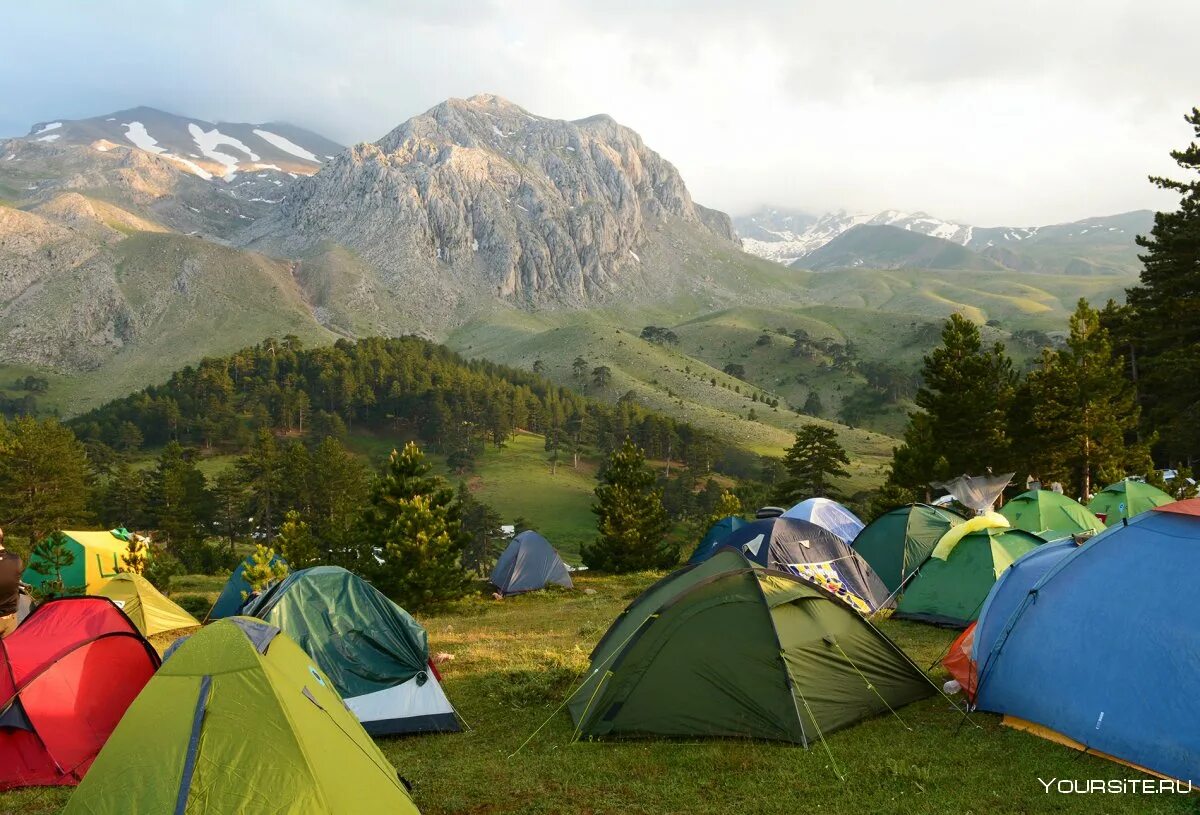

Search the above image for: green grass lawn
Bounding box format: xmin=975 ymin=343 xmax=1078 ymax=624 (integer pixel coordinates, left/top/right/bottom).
xmin=2 ymin=571 xmax=1191 ymax=815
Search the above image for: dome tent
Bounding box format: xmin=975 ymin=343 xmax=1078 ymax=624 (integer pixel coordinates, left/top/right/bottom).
xmin=781 ymin=498 xmax=865 ymax=543
xmin=568 ymin=548 xmax=933 ymax=743
xmin=972 ymin=500 xmax=1200 ymax=783
xmin=490 ymin=530 xmax=573 ymax=596
xmin=894 ymin=516 xmax=1043 ymax=627
xmin=999 ymin=489 xmax=1104 ymax=540
xmin=1087 ymin=478 xmax=1173 ymax=526
xmin=686 ymin=515 xmax=750 ymax=564
xmin=96 ymin=572 xmax=199 ymax=636
xmin=241 ymin=566 xmax=459 ymax=735
xmin=0 ymin=597 xmax=159 ymax=790
xmin=718 ymin=517 xmax=891 ymax=612
xmin=851 ymin=503 xmax=964 ymax=595
xmin=62 ymin=617 xmax=420 ymax=814
xmin=207 ymin=551 xmax=287 ymax=620
xmin=21 ymin=530 xmax=127 ymax=593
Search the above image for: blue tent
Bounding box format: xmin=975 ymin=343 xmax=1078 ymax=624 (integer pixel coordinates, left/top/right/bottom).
xmin=971 ymin=539 xmax=1077 ymax=664
xmin=206 ymin=554 xmax=286 ymax=621
xmin=973 ymin=503 xmax=1200 ymax=782
xmin=489 ymin=531 xmax=573 ymax=596
xmin=781 ymin=498 xmax=865 ymax=543
xmin=686 ymin=516 xmax=749 ymax=564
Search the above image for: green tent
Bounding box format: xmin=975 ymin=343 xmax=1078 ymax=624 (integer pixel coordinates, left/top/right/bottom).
xmin=1000 ymin=489 xmax=1105 ymax=540
xmin=62 ymin=617 xmax=420 ymax=815
xmin=851 ymin=504 xmax=964 ymax=595
xmin=568 ymin=549 xmax=934 ymax=743
xmin=895 ymin=524 xmax=1043 ymax=627
xmin=1088 ymin=479 xmax=1174 ymax=526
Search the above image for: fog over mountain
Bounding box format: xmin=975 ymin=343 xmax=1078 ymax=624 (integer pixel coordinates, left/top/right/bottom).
xmin=2 ymin=0 xmax=1196 ymax=224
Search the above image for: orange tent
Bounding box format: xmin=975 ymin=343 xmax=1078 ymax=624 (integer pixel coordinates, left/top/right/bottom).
xmin=1154 ymin=497 xmax=1200 ymax=517
xmin=942 ymin=622 xmax=978 ymax=702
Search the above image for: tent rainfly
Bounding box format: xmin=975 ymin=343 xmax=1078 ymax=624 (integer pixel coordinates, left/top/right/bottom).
xmin=687 ymin=516 xmax=750 ymax=564
xmin=999 ymin=490 xmax=1105 ymax=540
xmin=1087 ymin=479 xmax=1173 ymax=526
xmin=851 ymin=503 xmax=964 ymax=596
xmin=97 ymin=572 xmax=199 ymax=636
xmin=781 ymin=498 xmax=865 ymax=543
xmin=490 ymin=531 xmax=573 ymax=596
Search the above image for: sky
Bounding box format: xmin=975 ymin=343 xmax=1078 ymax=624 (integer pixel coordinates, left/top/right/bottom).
xmin=3 ymin=0 xmax=1197 ymax=225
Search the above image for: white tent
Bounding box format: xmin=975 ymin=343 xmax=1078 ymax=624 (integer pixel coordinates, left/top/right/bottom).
xmin=781 ymin=498 xmax=865 ymax=543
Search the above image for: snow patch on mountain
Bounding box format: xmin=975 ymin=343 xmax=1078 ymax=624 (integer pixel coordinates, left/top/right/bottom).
xmin=123 ymin=121 xmax=166 ymax=154
xmin=33 ymin=122 xmax=62 ymax=135
xmin=252 ymin=129 xmax=318 ymax=163
xmin=188 ymin=124 xmax=259 ymax=177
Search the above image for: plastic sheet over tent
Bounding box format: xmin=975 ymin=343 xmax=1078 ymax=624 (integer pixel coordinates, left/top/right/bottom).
xmin=718 ymin=518 xmax=891 ymax=612
xmin=0 ymin=597 xmax=159 ymax=790
xmin=972 ymin=502 xmax=1200 ymax=783
xmin=490 ymin=531 xmax=573 ymax=595
xmin=931 ymin=473 xmax=1013 ymax=515
xmin=241 ymin=566 xmax=459 ymax=735
xmin=63 ymin=617 xmax=421 ymax=814
xmin=781 ymin=498 xmax=865 ymax=543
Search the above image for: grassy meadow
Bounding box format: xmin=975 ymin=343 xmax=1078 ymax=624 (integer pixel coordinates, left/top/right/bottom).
xmin=1 ymin=571 xmax=1191 ymax=815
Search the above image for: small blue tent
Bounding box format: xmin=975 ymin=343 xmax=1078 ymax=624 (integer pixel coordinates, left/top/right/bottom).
xmin=687 ymin=516 xmax=749 ymax=564
xmin=490 ymin=531 xmax=573 ymax=596
xmin=206 ymin=553 xmax=286 ymax=621
xmin=973 ymin=501 xmax=1200 ymax=782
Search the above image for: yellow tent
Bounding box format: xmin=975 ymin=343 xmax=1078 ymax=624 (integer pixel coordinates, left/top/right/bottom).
xmin=22 ymin=530 xmax=128 ymax=593
xmin=97 ymin=573 xmax=199 ymax=636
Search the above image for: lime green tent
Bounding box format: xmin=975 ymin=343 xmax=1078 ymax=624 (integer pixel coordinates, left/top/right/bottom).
xmin=1000 ymin=489 xmax=1105 ymax=540
xmin=895 ymin=519 xmax=1043 ymax=627
xmin=1088 ymin=479 xmax=1174 ymax=526
xmin=568 ymin=549 xmax=933 ymax=743
xmin=851 ymin=504 xmax=964 ymax=595
xmin=62 ymin=617 xmax=420 ymax=815
xmin=97 ymin=573 xmax=199 ymax=636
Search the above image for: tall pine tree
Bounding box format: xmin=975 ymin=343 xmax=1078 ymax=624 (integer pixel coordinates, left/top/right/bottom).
xmin=362 ymin=442 xmax=471 ymax=609
xmin=584 ymin=438 xmax=674 ymax=572
xmin=1018 ymin=300 xmax=1151 ymax=498
xmin=778 ymin=425 xmax=851 ymax=502
xmin=1124 ymin=107 xmax=1200 ymax=463
xmin=888 ymin=314 xmax=1017 ymax=491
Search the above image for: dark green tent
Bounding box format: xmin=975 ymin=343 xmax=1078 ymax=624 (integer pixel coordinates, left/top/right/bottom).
xmin=568 ymin=549 xmax=934 ymax=743
xmin=241 ymin=566 xmax=459 ymax=735
xmin=852 ymin=504 xmax=964 ymax=595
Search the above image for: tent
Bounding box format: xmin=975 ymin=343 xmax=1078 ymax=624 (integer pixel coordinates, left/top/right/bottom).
xmin=718 ymin=517 xmax=891 ymax=612
xmin=972 ymin=501 xmax=1200 ymax=782
xmin=999 ymin=489 xmax=1105 ymax=540
xmin=781 ymin=498 xmax=865 ymax=543
xmin=62 ymin=617 xmax=420 ymax=814
xmin=96 ymin=572 xmax=199 ymax=636
xmin=894 ymin=517 xmax=1043 ymax=627
xmin=21 ymin=530 xmax=128 ymax=593
xmin=851 ymin=504 xmax=964 ymax=595
xmin=568 ymin=548 xmax=933 ymax=743
xmin=686 ymin=515 xmax=749 ymax=564
xmin=1087 ymin=478 xmax=1173 ymax=526
xmin=0 ymin=597 xmax=159 ymax=790
xmin=241 ymin=566 xmax=459 ymax=735
xmin=207 ymin=551 xmax=287 ymax=620
xmin=490 ymin=531 xmax=573 ymax=595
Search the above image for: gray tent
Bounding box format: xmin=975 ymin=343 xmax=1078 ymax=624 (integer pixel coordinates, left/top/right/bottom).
xmin=490 ymin=531 xmax=573 ymax=596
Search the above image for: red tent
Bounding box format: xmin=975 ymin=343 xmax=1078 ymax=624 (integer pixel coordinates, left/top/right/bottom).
xmin=1154 ymin=498 xmax=1200 ymax=517
xmin=0 ymin=597 xmax=160 ymax=790
xmin=942 ymin=621 xmax=978 ymax=703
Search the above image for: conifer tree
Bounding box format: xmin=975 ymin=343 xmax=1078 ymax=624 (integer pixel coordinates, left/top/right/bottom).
xmin=29 ymin=531 xmax=78 ymax=597
xmin=584 ymin=438 xmax=674 ymax=572
xmin=277 ymin=510 xmax=320 ymax=569
xmin=1019 ymin=300 xmax=1151 ymax=498
xmin=118 ymin=536 xmax=149 ymax=574
xmin=0 ymin=417 xmax=93 ymax=546
xmin=362 ymin=443 xmax=471 ymax=609
xmin=241 ymin=544 xmax=289 ymax=598
xmin=779 ymin=425 xmax=850 ymax=502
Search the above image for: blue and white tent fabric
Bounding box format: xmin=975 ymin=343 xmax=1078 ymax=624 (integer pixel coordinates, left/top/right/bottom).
xmin=781 ymin=498 xmax=865 ymax=543
xmin=972 ymin=503 xmax=1200 ymax=782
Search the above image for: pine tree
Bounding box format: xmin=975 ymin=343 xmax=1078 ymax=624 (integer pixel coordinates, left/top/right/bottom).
xmin=277 ymin=510 xmax=320 ymax=569
xmin=362 ymin=443 xmax=472 ymax=610
xmin=888 ymin=314 xmax=1017 ymax=490
xmin=117 ymin=536 xmax=149 ymax=574
xmin=457 ymin=483 xmax=504 ymax=576
xmin=29 ymin=531 xmax=79 ymax=597
xmin=237 ymin=430 xmax=282 ymax=544
xmin=1123 ymin=107 xmax=1200 ymax=463
xmin=148 ymin=442 xmax=211 ymax=546
xmin=779 ymin=425 xmax=851 ymax=502
xmin=803 ymin=391 xmax=824 ymax=417
xmin=1019 ymin=300 xmax=1151 ymax=498
xmin=0 ymin=417 xmax=93 ymax=546
xmin=241 ymin=544 xmax=289 ymax=599
xmin=583 ymin=438 xmax=675 ymax=572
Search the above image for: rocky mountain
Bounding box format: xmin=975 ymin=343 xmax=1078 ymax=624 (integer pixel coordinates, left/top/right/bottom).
xmin=737 ymin=206 xmax=1152 ymax=275
xmin=240 ymin=94 xmax=739 ymax=327
xmin=795 ymin=224 xmax=1004 ymax=272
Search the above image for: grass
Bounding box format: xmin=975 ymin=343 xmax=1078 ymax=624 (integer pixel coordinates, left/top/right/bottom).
xmin=4 ymin=570 xmax=1190 ymax=815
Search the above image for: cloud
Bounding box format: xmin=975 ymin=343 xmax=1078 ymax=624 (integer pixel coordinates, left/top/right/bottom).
xmin=1 ymin=0 xmax=1194 ymax=224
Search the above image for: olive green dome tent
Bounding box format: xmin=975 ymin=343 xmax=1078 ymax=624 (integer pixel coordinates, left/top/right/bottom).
xmin=895 ymin=518 xmax=1043 ymax=627
xmin=1088 ymin=479 xmax=1173 ymax=526
xmin=568 ymin=548 xmax=934 ymax=744
xmin=851 ymin=504 xmax=964 ymax=595
xmin=96 ymin=572 xmax=199 ymax=637
xmin=62 ymin=617 xmax=420 ymax=815
xmin=999 ymin=489 xmax=1105 ymax=540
